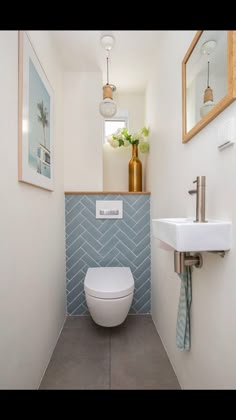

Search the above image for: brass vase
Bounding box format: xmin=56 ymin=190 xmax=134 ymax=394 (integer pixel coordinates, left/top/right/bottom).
xmin=129 ymin=144 xmax=142 ymax=192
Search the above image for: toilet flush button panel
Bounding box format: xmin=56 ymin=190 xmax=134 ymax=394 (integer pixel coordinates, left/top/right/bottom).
xmin=96 ymin=200 xmax=123 ymax=219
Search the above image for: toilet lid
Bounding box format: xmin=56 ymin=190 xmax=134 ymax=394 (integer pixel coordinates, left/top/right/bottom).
xmin=84 ymin=267 xmax=134 ymax=299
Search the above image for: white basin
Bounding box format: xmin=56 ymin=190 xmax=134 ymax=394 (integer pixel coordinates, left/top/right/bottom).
xmin=152 ymin=218 xmax=232 ymax=252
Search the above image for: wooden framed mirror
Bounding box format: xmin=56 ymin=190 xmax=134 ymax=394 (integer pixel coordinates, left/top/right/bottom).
xmin=182 ymin=31 xmax=236 ymax=143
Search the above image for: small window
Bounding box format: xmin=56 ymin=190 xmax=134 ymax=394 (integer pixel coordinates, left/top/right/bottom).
xmin=103 ymin=111 xmax=128 ymax=143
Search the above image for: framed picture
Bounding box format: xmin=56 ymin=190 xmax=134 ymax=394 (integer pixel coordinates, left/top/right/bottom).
xmin=18 ymin=31 xmax=54 ymax=191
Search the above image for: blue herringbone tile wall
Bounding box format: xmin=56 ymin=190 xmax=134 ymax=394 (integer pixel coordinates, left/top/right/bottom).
xmin=65 ymin=194 xmax=151 ymax=315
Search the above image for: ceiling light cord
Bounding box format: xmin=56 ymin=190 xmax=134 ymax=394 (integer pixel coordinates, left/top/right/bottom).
xmin=207 ymin=61 xmax=210 ymax=88
xmin=106 ymin=52 xmax=109 ymax=85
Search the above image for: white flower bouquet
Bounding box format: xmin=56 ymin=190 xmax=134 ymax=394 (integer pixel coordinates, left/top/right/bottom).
xmin=107 ymin=126 xmax=150 ymax=153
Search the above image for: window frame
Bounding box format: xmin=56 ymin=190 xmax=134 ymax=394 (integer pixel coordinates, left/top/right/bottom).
xmin=103 ymin=110 xmax=129 ymax=144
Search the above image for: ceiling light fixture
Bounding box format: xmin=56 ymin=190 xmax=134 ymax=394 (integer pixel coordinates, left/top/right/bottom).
xmin=99 ymin=35 xmax=117 ymax=118
xmin=200 ymin=40 xmax=217 ymax=118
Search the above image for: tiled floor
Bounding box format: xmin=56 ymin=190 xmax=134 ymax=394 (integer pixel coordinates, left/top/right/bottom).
xmin=40 ymin=315 xmax=180 ymax=389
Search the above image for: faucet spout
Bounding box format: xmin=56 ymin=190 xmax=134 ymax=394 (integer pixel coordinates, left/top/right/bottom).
xmin=189 ymin=176 xmax=207 ymax=223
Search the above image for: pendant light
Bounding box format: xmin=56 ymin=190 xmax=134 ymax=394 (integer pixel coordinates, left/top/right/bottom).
xmin=200 ymin=40 xmax=216 ymax=118
xmin=99 ymin=35 xmax=117 ymax=118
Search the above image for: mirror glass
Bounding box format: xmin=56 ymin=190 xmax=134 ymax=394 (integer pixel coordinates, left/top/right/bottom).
xmin=182 ymin=31 xmax=236 ymax=143
xmin=186 ymin=31 xmax=227 ymax=132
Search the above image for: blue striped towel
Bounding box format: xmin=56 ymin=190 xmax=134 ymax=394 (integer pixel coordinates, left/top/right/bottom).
xmin=176 ymin=267 xmax=192 ymax=351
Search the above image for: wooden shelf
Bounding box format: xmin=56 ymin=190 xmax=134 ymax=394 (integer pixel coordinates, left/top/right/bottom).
xmin=64 ymin=191 xmax=151 ymax=195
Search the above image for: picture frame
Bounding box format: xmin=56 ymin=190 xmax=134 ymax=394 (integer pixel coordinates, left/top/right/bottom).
xmin=18 ymin=31 xmax=54 ymax=191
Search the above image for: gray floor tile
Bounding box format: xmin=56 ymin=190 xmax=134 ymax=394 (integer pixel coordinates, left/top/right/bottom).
xmin=40 ymin=316 xmax=110 ymax=390
xmin=40 ymin=357 xmax=109 ymax=389
xmin=111 ymin=315 xmax=167 ymax=358
xmin=111 ymin=356 xmax=180 ymax=389
xmin=50 ymin=321 xmax=109 ymax=361
xmin=111 ymin=315 xmax=180 ymax=389
xmin=40 ymin=315 xmax=180 ymax=390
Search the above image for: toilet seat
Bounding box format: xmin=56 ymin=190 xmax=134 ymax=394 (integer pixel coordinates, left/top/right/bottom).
xmin=84 ymin=267 xmax=134 ymax=299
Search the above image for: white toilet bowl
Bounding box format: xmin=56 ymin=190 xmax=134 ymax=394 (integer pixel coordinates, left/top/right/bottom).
xmin=84 ymin=267 xmax=134 ymax=327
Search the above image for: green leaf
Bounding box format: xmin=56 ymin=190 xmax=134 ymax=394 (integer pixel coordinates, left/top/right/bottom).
xmin=118 ymin=139 xmax=124 ymax=147
xmin=122 ymin=128 xmax=129 ymax=137
xmin=139 ymin=141 xmax=150 ymax=153
xmin=141 ymin=127 xmax=149 ymax=137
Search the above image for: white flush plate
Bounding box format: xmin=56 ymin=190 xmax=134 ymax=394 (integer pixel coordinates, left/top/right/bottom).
xmin=96 ymin=200 xmax=123 ymax=219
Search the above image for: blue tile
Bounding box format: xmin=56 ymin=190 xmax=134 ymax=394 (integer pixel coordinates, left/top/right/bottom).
xmin=115 ymin=230 xmax=136 ymax=251
xmin=65 ymin=194 xmax=150 ymax=315
xmin=99 ymin=224 xmax=120 ymax=244
xmin=67 ymin=261 xmax=85 ymax=281
xmin=116 ymin=242 xmax=136 ymax=262
xmin=134 ymin=235 xmax=151 ymax=256
xmin=65 ymin=195 xmax=79 ymax=213
xmin=120 ymin=212 xmax=137 ymax=228
xmin=66 ymin=272 xmax=84 ymax=293
xmin=122 ymin=200 xmax=137 ymax=216
xmin=98 ymin=219 xmax=118 ymax=234
xmin=138 ymin=300 xmax=151 ymax=314
xmin=80 ymin=219 xmax=101 ymax=240
xmin=81 ymin=254 xmax=100 ymax=268
xmin=66 ymin=248 xmax=86 ymax=271
xmin=116 ymin=220 xmax=136 ymax=239
xmin=81 ymin=241 xmax=101 ymax=261
xmin=80 ymin=230 xmax=103 ymax=251
xmin=99 ymin=248 xmax=119 ymax=266
xmin=99 ymin=235 xmax=119 ymax=257
xmin=68 ymin=298 xmax=86 ymax=315
xmin=66 ymin=202 xmax=84 ymax=224
xmin=115 ymin=253 xmax=136 ymax=272
xmin=66 ymin=237 xmax=83 ymax=259
xmin=134 ymin=246 xmax=150 ymax=266
xmin=134 ymin=223 xmax=150 ymax=244
xmin=135 ymin=279 xmax=150 ymax=300
xmin=67 ymin=282 xmax=84 ymax=304
xmin=133 ymin=202 xmax=150 ymax=222
xmin=81 ymin=207 xmax=100 ymax=227
xmin=133 ymin=257 xmax=150 ymax=278
xmin=135 ymin=268 xmax=151 ymax=289
xmin=105 ymin=258 xmax=122 ymax=267
xmin=66 ymin=224 xmax=86 ymax=248
xmin=81 ymin=195 xmax=96 ymax=211
xmin=67 ymin=291 xmax=85 ymax=310
xmin=135 ymin=289 xmax=151 ymax=312
xmin=66 ymin=214 xmax=86 ymax=236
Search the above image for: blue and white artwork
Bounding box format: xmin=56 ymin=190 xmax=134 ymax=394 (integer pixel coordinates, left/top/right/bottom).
xmin=28 ymin=58 xmax=51 ymax=179
xmin=19 ymin=31 xmax=54 ymax=191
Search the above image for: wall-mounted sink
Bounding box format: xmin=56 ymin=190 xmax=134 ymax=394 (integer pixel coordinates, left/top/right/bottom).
xmin=152 ymin=218 xmax=232 ymax=252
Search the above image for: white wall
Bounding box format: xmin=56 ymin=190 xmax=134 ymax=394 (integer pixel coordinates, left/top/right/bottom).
xmin=103 ymin=91 xmax=147 ymax=191
xmin=114 ymin=91 xmax=145 ymax=133
xmin=64 ymin=72 xmax=103 ymax=191
xmin=147 ymin=30 xmax=236 ymax=389
xmin=0 ymin=31 xmax=66 ymax=389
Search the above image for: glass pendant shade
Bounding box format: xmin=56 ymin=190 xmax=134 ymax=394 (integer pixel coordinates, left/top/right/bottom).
xmin=99 ymin=97 xmax=117 ymax=118
xmin=200 ymin=100 xmax=215 ymax=118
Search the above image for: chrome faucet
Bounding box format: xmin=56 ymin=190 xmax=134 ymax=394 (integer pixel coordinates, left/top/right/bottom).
xmin=188 ymin=176 xmax=207 ymax=223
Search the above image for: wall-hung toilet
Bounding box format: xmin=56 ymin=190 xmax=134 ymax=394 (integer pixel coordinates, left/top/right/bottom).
xmin=84 ymin=267 xmax=134 ymax=327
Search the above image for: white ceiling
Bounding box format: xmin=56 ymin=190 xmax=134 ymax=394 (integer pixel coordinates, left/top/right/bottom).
xmin=50 ymin=31 xmax=162 ymax=92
